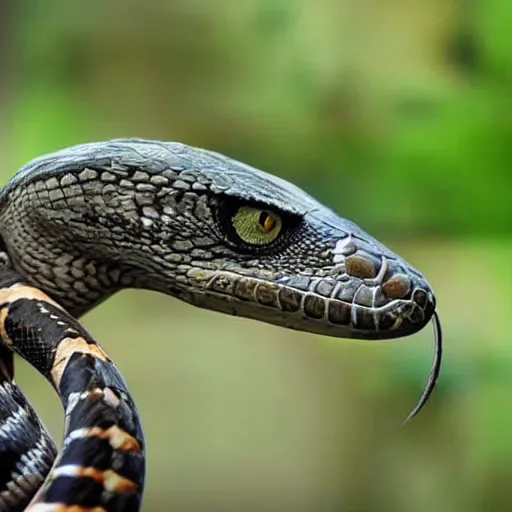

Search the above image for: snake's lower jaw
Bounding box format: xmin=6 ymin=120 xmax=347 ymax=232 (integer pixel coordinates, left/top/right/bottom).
xmin=187 ymin=294 xmax=435 ymax=341
xmin=355 ymin=294 xmax=436 ymax=340
xmin=181 ymin=271 xmax=436 ymax=340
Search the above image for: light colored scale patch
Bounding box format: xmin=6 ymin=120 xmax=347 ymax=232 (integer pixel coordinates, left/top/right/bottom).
xmin=59 ymin=173 xmax=77 ymax=187
xmin=131 ymin=170 xmax=149 ymax=182
xmin=61 ymin=423 xmax=141 ymax=453
xmin=172 ymin=179 xmax=190 ymax=190
xmin=102 ymin=387 xmax=121 ymax=408
xmin=191 ymin=182 xmax=207 ymax=192
xmin=0 ymin=401 xmax=52 ymax=505
xmin=149 ymin=175 xmax=168 ymax=186
xmin=64 ymin=387 xmax=120 ymax=434
xmin=60 ymin=427 xmax=90 ymax=451
xmin=48 ymin=189 xmax=64 ymax=202
xmin=64 ymin=391 xmax=82 ymax=418
xmin=1 ymin=433 xmax=52 ymax=507
xmin=100 ymin=172 xmax=117 ymax=182
xmin=51 ymin=337 xmax=109 ymax=389
xmin=17 ymin=431 xmax=53 ymax=476
xmin=51 ymin=465 xmax=137 ymax=494
xmin=141 ymin=206 xmax=158 ymax=219
xmin=119 ymin=179 xmax=134 ymax=189
xmin=1 ymin=473 xmax=43 ymax=508
xmin=140 ymin=217 xmax=154 ymax=228
xmin=332 ymin=235 xmax=357 ymax=264
xmin=135 ymin=183 xmax=156 ymax=193
xmin=0 ymin=381 xmax=14 ymax=398
xmin=45 ymin=178 xmax=59 ymax=190
xmin=78 ymin=168 xmax=98 ymax=181
xmin=0 ymin=405 xmax=29 ymax=439
xmin=26 ymin=504 xmax=108 ymax=511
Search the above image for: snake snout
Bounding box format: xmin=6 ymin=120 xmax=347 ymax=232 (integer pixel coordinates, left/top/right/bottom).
xmin=332 ymin=237 xmax=436 ymax=339
xmin=342 ymin=279 xmax=435 ymax=340
xmin=373 ymin=284 xmax=436 ymax=338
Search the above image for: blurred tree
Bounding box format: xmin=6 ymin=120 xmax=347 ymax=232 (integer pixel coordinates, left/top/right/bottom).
xmin=0 ymin=2 xmax=16 ymax=150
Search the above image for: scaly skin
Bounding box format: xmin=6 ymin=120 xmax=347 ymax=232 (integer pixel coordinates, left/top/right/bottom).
xmin=0 ymin=264 xmax=144 ymax=512
xmin=0 ymin=139 xmax=435 ymax=336
xmin=0 ymin=139 xmax=439 ymax=511
xmin=0 ymin=345 xmax=57 ymax=511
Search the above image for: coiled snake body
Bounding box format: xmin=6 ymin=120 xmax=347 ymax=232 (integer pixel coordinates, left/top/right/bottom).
xmin=0 ymin=139 xmax=440 ymax=511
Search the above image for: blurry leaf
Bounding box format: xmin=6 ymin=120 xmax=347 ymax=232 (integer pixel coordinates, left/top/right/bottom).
xmin=8 ymin=87 xmax=92 ymax=168
xmin=478 ymin=0 xmax=512 ymax=83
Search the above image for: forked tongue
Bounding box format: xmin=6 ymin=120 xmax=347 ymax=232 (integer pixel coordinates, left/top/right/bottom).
xmin=401 ymin=309 xmax=443 ymax=426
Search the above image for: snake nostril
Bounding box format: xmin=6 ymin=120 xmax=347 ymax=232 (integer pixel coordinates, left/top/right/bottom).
xmin=382 ymin=274 xmax=411 ymax=299
xmin=344 ymin=253 xmax=380 ymax=279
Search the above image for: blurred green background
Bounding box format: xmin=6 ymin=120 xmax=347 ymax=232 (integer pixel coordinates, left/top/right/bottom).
xmin=1 ymin=1 xmax=511 ymax=511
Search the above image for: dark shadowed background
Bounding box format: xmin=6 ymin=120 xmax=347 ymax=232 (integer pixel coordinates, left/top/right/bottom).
xmin=1 ymin=1 xmax=511 ymax=511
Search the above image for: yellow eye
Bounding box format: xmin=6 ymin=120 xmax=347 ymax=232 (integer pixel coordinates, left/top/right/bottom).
xmin=232 ymin=206 xmax=282 ymax=245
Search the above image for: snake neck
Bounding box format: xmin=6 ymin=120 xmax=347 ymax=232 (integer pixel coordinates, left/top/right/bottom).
xmin=0 ymin=229 xmax=129 ymax=319
xmin=0 ymin=161 xmax=230 ymax=318
xmin=0 ymin=175 xmax=189 ymax=316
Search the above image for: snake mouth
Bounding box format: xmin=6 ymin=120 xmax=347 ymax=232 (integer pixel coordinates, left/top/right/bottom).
xmin=182 ymin=268 xmax=435 ymax=340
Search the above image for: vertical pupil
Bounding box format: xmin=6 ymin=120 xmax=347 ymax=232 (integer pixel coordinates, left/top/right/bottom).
xmin=258 ymin=211 xmax=269 ymax=227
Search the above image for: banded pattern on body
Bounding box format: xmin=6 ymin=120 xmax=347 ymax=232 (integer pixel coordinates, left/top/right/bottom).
xmin=0 ymin=345 xmax=56 ymax=511
xmin=0 ymin=266 xmax=144 ymax=511
xmin=0 ymin=139 xmax=441 ymax=510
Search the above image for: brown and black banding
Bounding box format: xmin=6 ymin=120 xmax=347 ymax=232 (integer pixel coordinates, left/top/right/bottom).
xmin=0 ymin=271 xmax=144 ymax=512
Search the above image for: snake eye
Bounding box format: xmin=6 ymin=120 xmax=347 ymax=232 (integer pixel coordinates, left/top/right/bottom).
xmin=231 ymin=206 xmax=282 ymax=245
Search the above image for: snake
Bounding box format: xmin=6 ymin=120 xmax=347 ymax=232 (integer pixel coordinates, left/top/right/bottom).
xmin=0 ymin=139 xmax=442 ymax=511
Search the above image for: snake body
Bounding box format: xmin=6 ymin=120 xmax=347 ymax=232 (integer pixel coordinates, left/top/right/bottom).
xmin=0 ymin=139 xmax=438 ymax=510
xmin=0 ymin=269 xmax=144 ymax=512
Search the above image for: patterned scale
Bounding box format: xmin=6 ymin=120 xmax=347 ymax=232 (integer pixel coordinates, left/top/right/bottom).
xmin=0 ymin=256 xmax=145 ymax=511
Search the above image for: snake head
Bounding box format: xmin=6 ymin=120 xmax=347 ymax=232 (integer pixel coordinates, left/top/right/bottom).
xmin=2 ymin=139 xmax=436 ymax=341
xmin=163 ymin=144 xmax=438 ymax=341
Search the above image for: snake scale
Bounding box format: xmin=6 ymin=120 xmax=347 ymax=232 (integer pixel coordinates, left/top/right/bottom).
xmin=0 ymin=139 xmax=441 ymax=511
